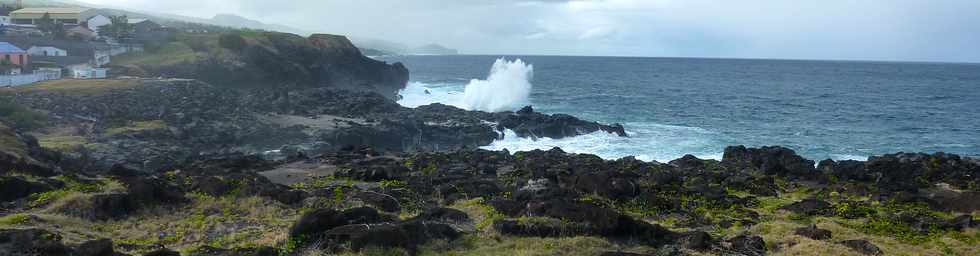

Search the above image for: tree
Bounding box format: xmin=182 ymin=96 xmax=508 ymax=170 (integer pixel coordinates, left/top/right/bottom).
xmin=99 ymin=15 xmax=135 ymax=41
xmin=36 ymin=13 xmax=65 ymax=38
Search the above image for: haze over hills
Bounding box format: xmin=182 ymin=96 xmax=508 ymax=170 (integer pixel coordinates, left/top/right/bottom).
xmin=11 ymin=0 xmax=459 ymax=56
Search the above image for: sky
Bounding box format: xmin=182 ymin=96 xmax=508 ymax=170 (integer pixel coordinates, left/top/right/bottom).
xmin=74 ymin=0 xmax=980 ymax=63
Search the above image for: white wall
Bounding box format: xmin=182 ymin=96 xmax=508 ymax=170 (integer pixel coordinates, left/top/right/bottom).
xmin=0 ymin=70 xmax=62 ymax=87
xmin=27 ymin=46 xmax=68 ymax=57
xmin=88 ymin=15 xmax=112 ymax=33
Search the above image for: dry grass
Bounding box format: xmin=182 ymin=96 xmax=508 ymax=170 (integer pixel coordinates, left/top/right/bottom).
xmin=37 ymin=135 xmax=87 ymax=151
xmin=3 ymin=187 xmax=300 ymax=255
xmin=12 ymin=79 xmax=143 ymax=96
xmin=105 ymin=120 xmax=168 ymax=135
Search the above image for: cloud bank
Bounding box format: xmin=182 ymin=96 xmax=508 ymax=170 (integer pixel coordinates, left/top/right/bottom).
xmin=77 ymin=0 xmax=980 ymax=62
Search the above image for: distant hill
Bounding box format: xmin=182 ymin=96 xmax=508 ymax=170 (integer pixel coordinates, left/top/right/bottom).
xmin=411 ymin=44 xmax=459 ymax=55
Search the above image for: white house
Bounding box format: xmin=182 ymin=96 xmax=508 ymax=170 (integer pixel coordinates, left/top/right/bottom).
xmin=27 ymin=46 xmax=68 ymax=57
xmin=71 ymin=65 xmax=107 ymax=79
xmin=87 ymin=15 xmax=111 ymax=34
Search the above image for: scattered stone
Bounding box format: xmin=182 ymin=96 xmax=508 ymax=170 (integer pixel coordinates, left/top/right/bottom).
xmin=839 ymin=240 xmax=883 ymax=255
xmin=75 ymin=239 xmax=115 ymax=256
xmin=143 ymin=248 xmax=181 ymax=256
xmin=288 ymin=207 xmax=395 ymax=239
xmin=353 ymin=191 xmax=400 ymax=212
xmin=780 ymin=198 xmax=833 ymax=216
xmin=678 ymin=231 xmax=713 ymax=250
xmin=794 ymin=225 xmax=832 ymax=240
xmin=728 ymin=235 xmax=766 ymax=256
xmin=0 ymin=176 xmax=55 ymax=202
xmin=0 ymin=229 xmax=73 ymax=256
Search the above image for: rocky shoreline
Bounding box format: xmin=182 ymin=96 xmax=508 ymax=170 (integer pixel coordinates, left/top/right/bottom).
xmin=0 ymin=31 xmax=977 ymax=256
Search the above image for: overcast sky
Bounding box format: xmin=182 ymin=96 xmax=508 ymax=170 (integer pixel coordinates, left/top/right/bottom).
xmin=76 ymin=0 xmax=980 ymax=63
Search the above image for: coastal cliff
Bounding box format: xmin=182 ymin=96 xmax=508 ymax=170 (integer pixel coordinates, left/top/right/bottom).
xmin=113 ymin=32 xmax=410 ymax=99
xmin=0 ymin=31 xmax=976 ymax=256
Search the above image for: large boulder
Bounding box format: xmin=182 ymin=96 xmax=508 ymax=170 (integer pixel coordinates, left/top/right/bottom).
xmin=780 ymin=198 xmax=832 ymax=216
xmin=839 ymin=240 xmax=883 ymax=255
xmin=497 ymin=106 xmax=627 ymax=139
xmin=288 ymin=207 xmax=396 ymax=239
xmin=0 ymin=176 xmax=56 ymax=202
xmin=794 ymin=225 xmax=832 ymax=240
xmin=723 ymin=146 xmax=816 ymax=177
xmin=728 ymin=235 xmax=766 ymax=256
xmin=867 ymin=152 xmax=980 ymax=192
xmin=0 ymin=229 xmax=73 ymax=256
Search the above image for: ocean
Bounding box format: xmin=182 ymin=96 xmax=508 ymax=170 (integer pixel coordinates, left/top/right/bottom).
xmin=379 ymin=55 xmax=980 ymax=163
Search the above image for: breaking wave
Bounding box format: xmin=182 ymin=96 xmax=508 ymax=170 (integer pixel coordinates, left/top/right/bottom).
xmin=461 ymin=58 xmax=534 ymax=112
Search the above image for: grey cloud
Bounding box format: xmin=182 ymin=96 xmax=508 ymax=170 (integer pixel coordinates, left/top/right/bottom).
xmin=77 ymin=0 xmax=980 ymax=62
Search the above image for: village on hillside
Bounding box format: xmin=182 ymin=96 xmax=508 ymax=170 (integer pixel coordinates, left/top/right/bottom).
xmin=0 ymin=1 xmax=182 ymax=86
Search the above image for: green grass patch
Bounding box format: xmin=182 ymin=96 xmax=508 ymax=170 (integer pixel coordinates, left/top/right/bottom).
xmin=12 ymin=79 xmax=143 ymax=97
xmin=0 ymin=213 xmax=31 ymax=226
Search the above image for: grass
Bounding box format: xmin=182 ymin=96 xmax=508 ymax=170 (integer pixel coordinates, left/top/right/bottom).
xmin=0 ymin=213 xmax=31 ymax=226
xmin=11 ymin=79 xmax=144 ymax=97
xmin=37 ymin=135 xmax=88 ymax=152
xmin=113 ymin=42 xmax=200 ymax=66
xmin=105 ymin=120 xmax=168 ymax=135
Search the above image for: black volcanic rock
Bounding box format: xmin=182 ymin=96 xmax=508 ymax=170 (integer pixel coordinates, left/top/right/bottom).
xmin=723 ymin=145 xmax=816 ymax=177
xmin=498 ymin=106 xmax=628 ymax=138
xmin=839 ymin=240 xmax=883 ymax=255
xmin=0 ymin=176 xmax=55 ymax=202
xmin=780 ymin=198 xmax=833 ymax=216
xmin=794 ymin=224 xmax=832 ymax=240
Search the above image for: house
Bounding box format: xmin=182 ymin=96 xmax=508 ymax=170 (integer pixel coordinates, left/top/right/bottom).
xmin=27 ymin=45 xmax=67 ymax=56
xmin=86 ymin=14 xmax=111 ymax=33
xmin=31 ymin=55 xmax=104 ymax=79
xmin=128 ymin=19 xmax=175 ymax=43
xmin=10 ymin=7 xmax=95 ymax=25
xmin=66 ymin=25 xmax=96 ymax=40
xmin=0 ymin=42 xmax=28 ymax=67
xmin=2 ymin=36 xmax=115 ymax=71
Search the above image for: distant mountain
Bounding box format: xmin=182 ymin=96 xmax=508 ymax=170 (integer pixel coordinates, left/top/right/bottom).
xmin=206 ymin=14 xmax=307 ymax=35
xmin=350 ymin=37 xmax=410 ymax=55
xmin=411 ymin=44 xmax=459 ymax=55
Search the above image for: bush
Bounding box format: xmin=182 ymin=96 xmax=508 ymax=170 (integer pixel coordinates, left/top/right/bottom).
xmin=0 ymin=101 xmax=46 ymax=130
xmin=219 ymin=33 xmax=247 ymax=52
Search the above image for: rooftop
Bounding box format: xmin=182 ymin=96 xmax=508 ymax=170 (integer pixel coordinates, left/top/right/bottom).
xmin=10 ymin=7 xmax=91 ymax=15
xmin=0 ymin=42 xmax=26 ymax=53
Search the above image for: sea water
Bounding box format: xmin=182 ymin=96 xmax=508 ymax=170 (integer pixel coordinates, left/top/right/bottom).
xmin=383 ymin=55 xmax=980 ymax=163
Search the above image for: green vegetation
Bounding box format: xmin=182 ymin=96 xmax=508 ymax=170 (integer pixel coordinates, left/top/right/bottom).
xmin=114 ymin=42 xmax=200 ymax=66
xmin=0 ymin=101 xmax=47 ymax=130
xmin=30 ymin=176 xmax=111 ymax=208
xmin=0 ymin=213 xmax=31 ymax=226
